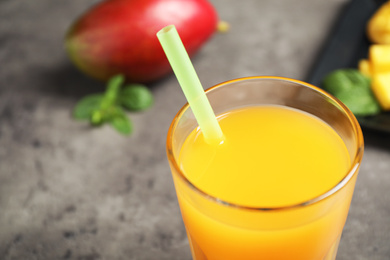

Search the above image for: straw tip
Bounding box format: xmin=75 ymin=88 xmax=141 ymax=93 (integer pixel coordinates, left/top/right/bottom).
xmin=157 ymin=25 xmax=176 ymax=37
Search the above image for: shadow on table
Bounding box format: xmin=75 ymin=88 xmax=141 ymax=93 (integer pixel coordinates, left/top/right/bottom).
xmin=362 ymin=127 xmax=390 ymax=151
xmin=35 ymin=62 xmax=106 ymax=100
xmin=35 ymin=60 xmax=171 ymax=101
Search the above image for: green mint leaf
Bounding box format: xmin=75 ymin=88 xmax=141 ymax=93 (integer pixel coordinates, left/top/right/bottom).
xmin=108 ymin=107 xmax=133 ymax=135
xmin=72 ymin=75 xmax=145 ymax=136
xmin=322 ymin=69 xmax=380 ymax=116
xmin=91 ymin=110 xmax=105 ymax=125
xmin=119 ymin=84 xmax=153 ymax=111
xmin=100 ymin=74 xmax=124 ymax=110
xmin=73 ymin=94 xmax=104 ymax=120
xmin=322 ymin=69 xmax=371 ymax=94
xmin=336 ymin=87 xmax=381 ymax=116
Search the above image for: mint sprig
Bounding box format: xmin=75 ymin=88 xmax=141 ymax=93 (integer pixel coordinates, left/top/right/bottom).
xmin=73 ymin=94 xmax=104 ymax=120
xmin=73 ymin=74 xmax=153 ymax=135
xmin=119 ymin=84 xmax=154 ymax=111
xmin=322 ymin=69 xmax=380 ymax=116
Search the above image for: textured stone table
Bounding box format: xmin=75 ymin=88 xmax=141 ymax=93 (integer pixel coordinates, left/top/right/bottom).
xmin=1 ymin=0 xmax=389 ymax=259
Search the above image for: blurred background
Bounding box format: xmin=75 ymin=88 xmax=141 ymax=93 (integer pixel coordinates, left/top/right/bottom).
xmin=0 ymin=0 xmax=389 ymax=259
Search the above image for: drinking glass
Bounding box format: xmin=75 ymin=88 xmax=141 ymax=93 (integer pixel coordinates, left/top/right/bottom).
xmin=166 ymin=76 xmax=364 ymax=260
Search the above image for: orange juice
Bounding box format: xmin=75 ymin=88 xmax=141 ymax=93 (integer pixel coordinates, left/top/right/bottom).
xmin=176 ymin=105 xmax=353 ymax=260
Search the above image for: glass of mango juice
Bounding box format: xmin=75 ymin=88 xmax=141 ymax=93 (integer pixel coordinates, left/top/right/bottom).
xmin=166 ymin=76 xmax=364 ymax=260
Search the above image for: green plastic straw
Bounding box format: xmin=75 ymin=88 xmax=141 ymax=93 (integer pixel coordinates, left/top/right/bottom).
xmin=157 ymin=25 xmax=224 ymax=144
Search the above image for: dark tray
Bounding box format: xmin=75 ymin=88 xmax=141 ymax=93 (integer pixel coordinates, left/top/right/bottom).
xmin=306 ymin=0 xmax=390 ymax=133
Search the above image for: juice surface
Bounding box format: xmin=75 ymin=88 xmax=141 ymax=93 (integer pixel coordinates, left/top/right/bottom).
xmin=179 ymin=105 xmax=351 ymax=208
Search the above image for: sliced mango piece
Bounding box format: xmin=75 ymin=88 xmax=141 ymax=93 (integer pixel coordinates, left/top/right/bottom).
xmin=369 ymin=44 xmax=390 ymax=74
xmin=358 ymin=59 xmax=372 ymax=77
xmin=367 ymin=1 xmax=390 ymax=44
xmin=371 ymin=72 xmax=390 ymax=110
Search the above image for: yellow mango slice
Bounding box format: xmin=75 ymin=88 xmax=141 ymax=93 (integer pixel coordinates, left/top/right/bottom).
xmin=358 ymin=59 xmax=372 ymax=77
xmin=369 ymin=44 xmax=390 ymax=74
xmin=371 ymin=72 xmax=390 ymax=110
xmin=367 ymin=1 xmax=390 ymax=44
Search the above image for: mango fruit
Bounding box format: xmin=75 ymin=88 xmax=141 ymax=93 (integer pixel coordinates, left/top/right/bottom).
xmin=367 ymin=1 xmax=390 ymax=44
xmin=355 ymin=2 xmax=390 ymax=112
xmin=371 ymin=72 xmax=390 ymax=110
xmin=358 ymin=45 xmax=390 ymax=110
xmin=358 ymin=45 xmax=390 ymax=77
xmin=358 ymin=59 xmax=371 ymax=77
xmin=65 ymin=0 xmax=218 ymax=83
xmin=369 ymin=44 xmax=390 ymax=74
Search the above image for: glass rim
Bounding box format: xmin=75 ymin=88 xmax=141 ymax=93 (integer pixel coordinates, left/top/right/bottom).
xmin=166 ymin=76 xmax=364 ymax=212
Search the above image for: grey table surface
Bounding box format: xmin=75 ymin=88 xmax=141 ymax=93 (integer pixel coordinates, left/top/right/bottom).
xmin=1 ymin=0 xmax=389 ymax=259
